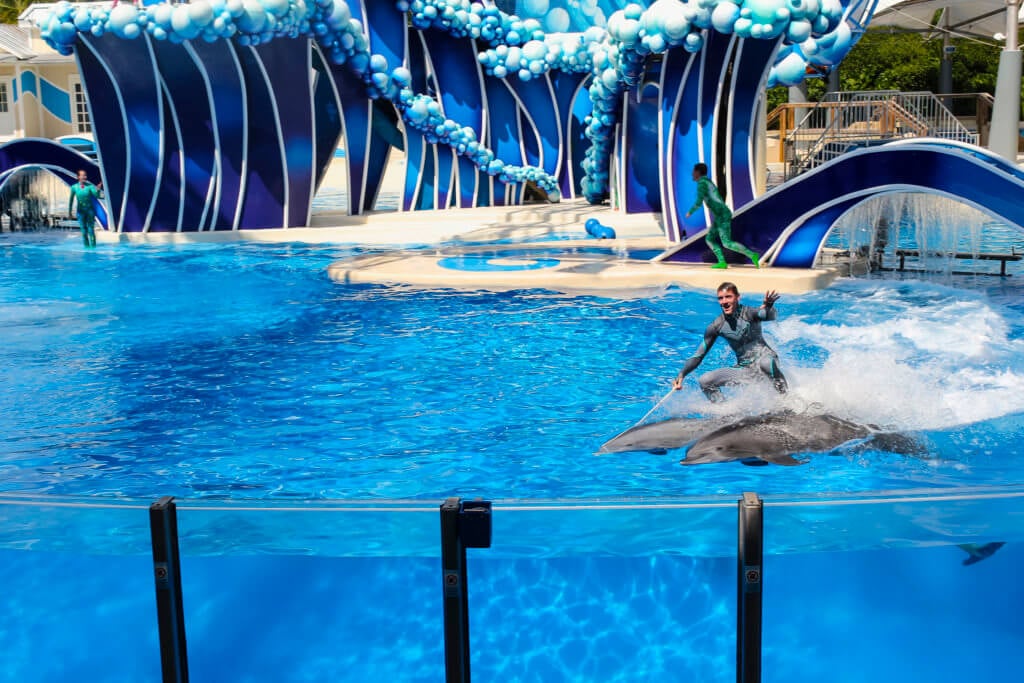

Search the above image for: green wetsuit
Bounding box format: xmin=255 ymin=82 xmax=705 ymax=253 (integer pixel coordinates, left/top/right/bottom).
xmin=689 ymin=176 xmax=758 ymax=265
xmin=69 ymin=181 xmax=102 ymax=247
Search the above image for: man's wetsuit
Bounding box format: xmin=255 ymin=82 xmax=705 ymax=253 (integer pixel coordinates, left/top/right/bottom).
xmin=675 ymin=303 xmax=788 ymax=402
xmin=69 ymin=181 xmax=102 ymax=247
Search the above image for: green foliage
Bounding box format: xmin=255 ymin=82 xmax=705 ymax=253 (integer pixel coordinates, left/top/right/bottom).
xmin=768 ymin=28 xmax=1017 ymax=108
xmin=0 ymin=0 xmax=32 ymax=24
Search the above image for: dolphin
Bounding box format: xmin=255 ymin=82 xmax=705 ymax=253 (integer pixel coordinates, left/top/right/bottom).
xmin=598 ymin=414 xmax=740 ymax=454
xmin=958 ymin=542 xmax=1006 ymax=566
xmin=682 ymin=410 xmax=922 ymax=466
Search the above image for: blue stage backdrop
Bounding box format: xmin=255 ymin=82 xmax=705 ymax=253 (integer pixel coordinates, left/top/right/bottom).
xmin=38 ymin=0 xmax=879 ymax=233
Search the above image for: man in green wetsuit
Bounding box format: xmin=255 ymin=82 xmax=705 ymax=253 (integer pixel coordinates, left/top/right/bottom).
xmin=68 ymin=170 xmax=103 ymax=248
xmin=685 ymin=163 xmax=759 ymax=269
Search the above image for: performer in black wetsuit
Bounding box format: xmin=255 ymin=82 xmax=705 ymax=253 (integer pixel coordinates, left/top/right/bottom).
xmin=672 ymin=282 xmax=788 ymax=402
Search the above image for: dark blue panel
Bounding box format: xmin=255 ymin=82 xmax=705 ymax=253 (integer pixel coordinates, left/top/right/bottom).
xmin=74 ymin=42 xmax=124 ymax=229
xmin=403 ymin=30 xmax=430 ymax=211
xmin=235 ymin=45 xmax=287 ymax=228
xmin=331 ymin=64 xmax=372 ymax=215
xmin=623 ymin=82 xmax=661 ymax=213
xmin=364 ymin=0 xmax=406 ymax=72
xmin=151 ymin=40 xmax=213 ymax=232
xmin=552 ymin=71 xmax=589 ymax=199
xmin=422 ymin=30 xmax=484 ymax=208
xmin=257 ymin=37 xmax=315 ymax=227
xmin=672 ymin=47 xmax=705 ymax=240
xmin=658 ymin=47 xmax=690 ymax=241
xmin=81 ymin=34 xmax=161 ymax=231
xmin=189 ymin=41 xmax=246 ymax=231
xmin=311 ymin=46 xmax=343 ymax=194
xmin=728 ymin=37 xmax=780 ymax=210
xmin=773 ymin=196 xmax=861 ymax=267
xmin=149 ymin=88 xmax=184 ymax=232
xmin=416 ymin=147 xmax=437 ymax=211
xmin=364 ymin=103 xmax=392 ymax=211
xmin=698 ymin=32 xmax=731 ymax=191
xmin=484 ymin=78 xmax=524 ymax=206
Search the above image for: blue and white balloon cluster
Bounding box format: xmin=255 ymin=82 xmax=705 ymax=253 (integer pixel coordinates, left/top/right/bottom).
xmin=404 ymin=0 xmax=545 ymax=46
xmin=39 ymin=0 xmax=336 ymax=54
xmin=396 ymin=87 xmax=561 ymax=197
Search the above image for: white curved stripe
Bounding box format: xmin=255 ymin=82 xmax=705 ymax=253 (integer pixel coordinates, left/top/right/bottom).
xmin=418 ymin=36 xmax=449 ymax=210
xmin=726 ymin=37 xmax=782 ymax=208
xmin=304 ymin=39 xmax=315 ymax=227
xmin=715 ymin=35 xmax=738 ymax=210
xmin=311 ymin=41 xmax=346 ymax=217
xmin=662 ymin=51 xmax=697 ymax=244
xmin=544 ymin=73 xmax=564 ymax=191
xmin=183 ymin=41 xmax=224 ymax=232
xmin=247 ymin=45 xmax=289 ymax=227
xmin=504 ymin=79 xmax=541 ymax=205
xmin=226 ymin=44 xmax=248 ymax=230
xmin=407 ymin=31 xmax=431 ymax=211
xmin=141 ymin=36 xmax=167 ymax=233
xmin=564 ymin=74 xmax=591 ymax=201
xmin=78 ymin=37 xmax=129 ymax=233
xmin=468 ymin=46 xmax=488 ymax=208
xmin=156 ymin=74 xmax=185 ymax=232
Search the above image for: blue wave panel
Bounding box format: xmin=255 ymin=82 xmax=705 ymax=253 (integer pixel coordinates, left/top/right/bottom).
xmin=75 ymin=37 xmax=128 ymax=230
xmin=671 ymin=47 xmax=704 ymax=240
xmin=727 ymin=37 xmax=780 ymax=210
xmin=190 ymin=41 xmax=246 ymax=230
xmin=658 ymin=47 xmax=690 ymax=241
xmin=364 ymin=0 xmax=406 ymax=72
xmin=81 ymin=34 xmax=162 ymax=231
xmin=39 ymin=78 xmax=71 ymax=123
xmin=365 ymin=102 xmax=392 ymax=211
xmin=151 ymin=40 xmax=213 ymax=232
xmin=484 ymin=78 xmax=524 ymax=206
xmin=78 ymin=35 xmax=157 ymax=232
xmin=698 ymin=31 xmax=732 ymax=194
xmin=422 ymin=29 xmax=483 ymax=208
xmin=0 ymin=139 xmax=104 ymax=227
xmin=402 ymin=30 xmax=429 ymax=211
xmin=19 ymin=71 xmax=36 ymax=98
xmin=331 ymin=63 xmax=372 ymax=215
xmin=311 ymin=46 xmax=343 ymax=194
xmin=508 ymin=74 xmax=560 ymax=177
xmin=416 ymin=147 xmax=437 ymax=211
xmin=551 ymin=71 xmax=589 ymax=199
xmin=772 ymin=196 xmax=861 ymax=267
xmin=665 ymin=143 xmax=1024 ymax=265
xmin=623 ymin=82 xmax=661 ymax=213
xmin=235 ymin=45 xmax=287 ymax=228
xmin=257 ymin=38 xmax=315 ymax=227
xmin=149 ymin=88 xmax=184 ymax=231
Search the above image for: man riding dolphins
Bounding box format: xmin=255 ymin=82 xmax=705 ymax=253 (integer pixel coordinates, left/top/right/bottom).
xmin=672 ymin=282 xmax=788 ymax=402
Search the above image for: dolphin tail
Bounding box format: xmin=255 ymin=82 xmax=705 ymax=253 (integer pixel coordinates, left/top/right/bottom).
xmin=959 ymin=542 xmax=1006 ymax=566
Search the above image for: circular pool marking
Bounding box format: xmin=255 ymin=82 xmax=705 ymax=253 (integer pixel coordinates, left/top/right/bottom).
xmin=437 ymin=254 xmax=561 ymax=271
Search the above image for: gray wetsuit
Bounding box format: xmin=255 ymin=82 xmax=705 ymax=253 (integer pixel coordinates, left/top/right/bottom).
xmin=676 ymin=303 xmax=788 ymax=402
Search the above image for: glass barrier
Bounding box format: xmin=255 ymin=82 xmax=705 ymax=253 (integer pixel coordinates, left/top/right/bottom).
xmin=0 ymin=496 xmax=157 ymax=683
xmin=762 ymin=487 xmax=1024 ymax=683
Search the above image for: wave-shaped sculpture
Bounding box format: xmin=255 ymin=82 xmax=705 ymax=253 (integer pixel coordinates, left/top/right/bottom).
xmin=659 ymin=139 xmax=1024 ymax=267
xmin=38 ymin=0 xmax=877 ymax=233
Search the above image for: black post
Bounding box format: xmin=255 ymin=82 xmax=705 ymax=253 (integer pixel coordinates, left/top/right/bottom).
xmin=440 ymin=497 xmax=492 ymax=683
xmin=737 ymin=492 xmax=763 ymax=683
xmin=150 ymin=496 xmax=189 ymax=683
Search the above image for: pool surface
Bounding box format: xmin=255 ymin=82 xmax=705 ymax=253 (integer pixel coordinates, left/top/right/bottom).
xmin=4 ymin=232 xmax=1024 ymax=503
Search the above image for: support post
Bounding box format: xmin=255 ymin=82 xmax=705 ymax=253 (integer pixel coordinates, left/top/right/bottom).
xmin=440 ymin=497 xmax=492 ymax=683
xmin=737 ymin=492 xmax=763 ymax=683
xmin=149 ymin=496 xmax=189 ymax=683
xmin=989 ymin=0 xmax=1022 ymax=161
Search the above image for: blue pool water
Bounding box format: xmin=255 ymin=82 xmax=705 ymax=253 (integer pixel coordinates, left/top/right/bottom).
xmin=4 ymin=232 xmax=1024 ymax=503
xmin=2 ymin=230 xmax=1023 ymax=681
